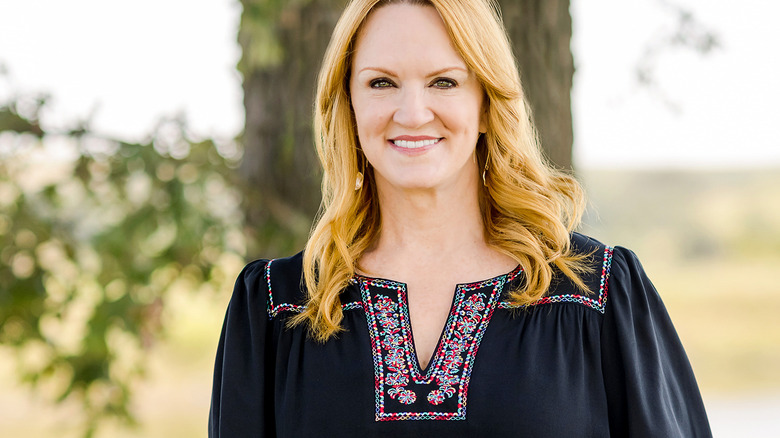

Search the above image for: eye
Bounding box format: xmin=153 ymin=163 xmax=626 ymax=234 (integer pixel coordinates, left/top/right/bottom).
xmin=369 ymin=78 xmax=394 ymax=88
xmin=431 ymin=78 xmax=458 ymax=89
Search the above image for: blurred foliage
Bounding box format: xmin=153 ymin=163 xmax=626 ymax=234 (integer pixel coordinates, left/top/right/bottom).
xmin=238 ymin=0 xmax=286 ymax=71
xmin=238 ymin=0 xmax=323 ymax=71
xmin=0 ymin=93 xmax=247 ymax=436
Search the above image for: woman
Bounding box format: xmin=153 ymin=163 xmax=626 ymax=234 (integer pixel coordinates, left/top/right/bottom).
xmin=210 ymin=0 xmax=712 ymax=436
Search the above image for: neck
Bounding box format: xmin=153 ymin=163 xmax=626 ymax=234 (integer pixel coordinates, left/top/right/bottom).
xmin=381 ymin=193 xmax=483 ymax=251
xmin=361 ymin=167 xmax=490 ymax=274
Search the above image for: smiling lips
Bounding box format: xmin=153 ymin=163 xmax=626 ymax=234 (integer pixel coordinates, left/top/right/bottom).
xmin=390 ymin=137 xmax=442 ymax=149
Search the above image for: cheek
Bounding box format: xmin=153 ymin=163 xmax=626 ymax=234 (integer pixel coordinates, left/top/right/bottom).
xmin=443 ymin=106 xmax=483 ymax=134
xmin=353 ymin=111 xmax=379 ymax=154
xmin=354 ymin=100 xmax=389 ymax=137
xmin=353 ymin=109 xmax=372 ymax=145
xmin=350 ymin=99 xmax=368 ymax=141
xmin=435 ymin=93 xmax=484 ymax=134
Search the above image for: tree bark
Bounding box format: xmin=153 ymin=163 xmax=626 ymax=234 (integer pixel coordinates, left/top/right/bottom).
xmin=499 ymin=0 xmax=574 ymax=170
xmin=238 ymin=0 xmax=342 ymax=253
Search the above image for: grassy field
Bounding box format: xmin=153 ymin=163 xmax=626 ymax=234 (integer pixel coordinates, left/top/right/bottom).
xmin=2 ymin=168 xmax=779 ymax=437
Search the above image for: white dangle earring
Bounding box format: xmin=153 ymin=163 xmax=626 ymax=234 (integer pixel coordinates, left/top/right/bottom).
xmin=355 ymin=172 xmax=364 ymax=191
xmin=355 ymin=153 xmax=365 ymax=191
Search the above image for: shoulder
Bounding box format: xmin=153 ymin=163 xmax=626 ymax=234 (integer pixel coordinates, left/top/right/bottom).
xmin=602 ymin=244 xmax=663 ymax=313
xmin=264 ymin=251 xmax=308 ymax=317
xmin=529 ymin=233 xmax=615 ymax=313
xmin=570 ymin=232 xmax=615 ymax=288
xmin=568 ymin=233 xmax=650 ymax=282
xmin=558 ymin=234 xmax=661 ymax=315
xmin=231 ymin=251 xmax=307 ymax=318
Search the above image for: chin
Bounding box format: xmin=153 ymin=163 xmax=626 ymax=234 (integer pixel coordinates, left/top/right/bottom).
xmin=394 ymin=176 xmax=453 ymax=192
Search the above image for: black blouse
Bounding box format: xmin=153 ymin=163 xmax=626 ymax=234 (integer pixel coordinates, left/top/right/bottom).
xmin=209 ymin=233 xmax=712 ymax=437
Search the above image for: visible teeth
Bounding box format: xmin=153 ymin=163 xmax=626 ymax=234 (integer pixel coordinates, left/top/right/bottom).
xmin=393 ymin=139 xmax=438 ymax=148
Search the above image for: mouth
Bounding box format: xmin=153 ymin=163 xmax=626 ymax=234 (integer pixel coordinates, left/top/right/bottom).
xmin=390 ymin=137 xmax=442 ymax=149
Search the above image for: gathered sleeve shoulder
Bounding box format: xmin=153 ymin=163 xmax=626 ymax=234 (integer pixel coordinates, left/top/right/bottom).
xmin=600 ymin=246 xmax=712 ymax=437
xmin=209 ymin=253 xmax=306 ymax=437
xmin=209 ymin=259 xmax=275 ymax=437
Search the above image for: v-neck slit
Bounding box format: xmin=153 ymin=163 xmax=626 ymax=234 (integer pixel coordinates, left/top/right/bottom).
xmin=402 ymin=281 xmax=459 ymax=376
xmin=353 ymin=265 xmax=522 ymax=420
xmin=353 ymin=265 xmax=523 ymax=378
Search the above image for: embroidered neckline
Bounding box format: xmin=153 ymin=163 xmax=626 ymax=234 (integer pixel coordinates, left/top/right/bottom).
xmin=265 ymin=259 xmax=364 ymax=318
xmin=351 ymin=264 xmax=523 ymax=288
xmin=357 ymin=267 xmax=521 ymax=421
xmin=497 ymin=245 xmax=614 ymax=313
xmin=266 ymin=246 xmax=613 ymax=319
xmin=262 ymin=246 xmax=613 ymax=422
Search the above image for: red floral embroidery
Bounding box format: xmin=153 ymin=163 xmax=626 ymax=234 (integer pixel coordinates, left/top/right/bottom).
xmin=426 ymin=293 xmax=486 ymax=405
xmin=358 ymin=266 xmax=521 ymax=421
xmin=374 ymin=294 xmax=417 ymax=405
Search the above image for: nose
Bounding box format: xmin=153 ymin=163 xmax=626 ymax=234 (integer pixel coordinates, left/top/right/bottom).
xmin=392 ymin=87 xmax=434 ymax=128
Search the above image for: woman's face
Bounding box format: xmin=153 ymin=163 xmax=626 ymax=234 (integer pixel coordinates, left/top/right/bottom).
xmin=349 ymin=4 xmax=486 ymax=193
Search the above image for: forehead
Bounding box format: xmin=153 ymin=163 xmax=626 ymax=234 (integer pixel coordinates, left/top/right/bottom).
xmin=352 ymin=4 xmax=465 ymax=70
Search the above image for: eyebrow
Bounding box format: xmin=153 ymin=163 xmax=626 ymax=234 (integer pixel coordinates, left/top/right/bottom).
xmin=357 ymin=66 xmax=469 ymax=77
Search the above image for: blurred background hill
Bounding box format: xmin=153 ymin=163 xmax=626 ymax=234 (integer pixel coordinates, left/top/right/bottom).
xmin=1 ymin=0 xmax=779 ymax=436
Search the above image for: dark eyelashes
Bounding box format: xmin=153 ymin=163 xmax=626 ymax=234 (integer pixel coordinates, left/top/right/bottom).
xmin=368 ymin=77 xmax=459 ymax=89
xmin=432 ymin=77 xmax=457 ymax=88
xmin=369 ymin=78 xmax=394 ymax=88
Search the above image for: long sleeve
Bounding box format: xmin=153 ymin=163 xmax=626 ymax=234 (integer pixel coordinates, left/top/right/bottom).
xmin=209 ymin=260 xmax=274 ymax=437
xmin=601 ymin=247 xmax=711 ymax=437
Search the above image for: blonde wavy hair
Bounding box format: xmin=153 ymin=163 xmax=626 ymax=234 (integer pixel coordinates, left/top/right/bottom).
xmin=294 ymin=0 xmax=588 ymax=341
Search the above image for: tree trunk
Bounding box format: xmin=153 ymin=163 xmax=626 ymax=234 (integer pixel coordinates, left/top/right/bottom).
xmin=237 ymin=0 xmax=574 ymax=251
xmin=238 ymin=0 xmax=342 ymax=253
xmin=499 ymin=0 xmax=574 ymax=170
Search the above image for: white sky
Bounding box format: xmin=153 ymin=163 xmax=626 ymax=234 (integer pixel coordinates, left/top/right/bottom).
xmin=1 ymin=0 xmax=778 ymax=169
xmin=572 ymin=0 xmax=780 ymax=169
